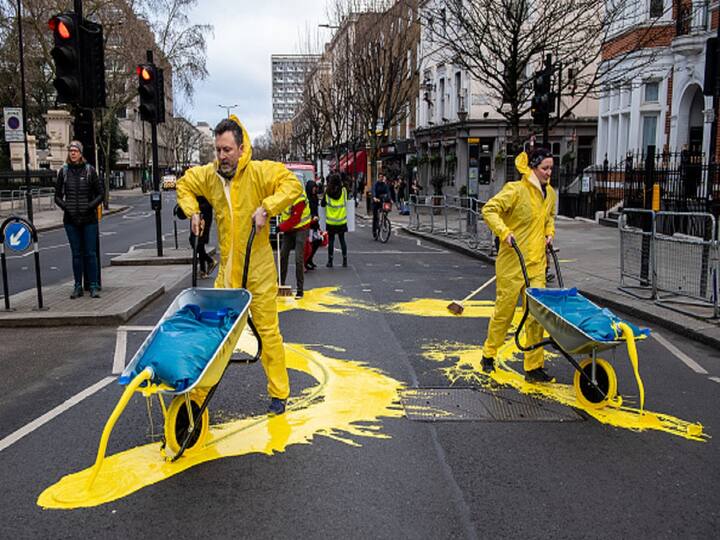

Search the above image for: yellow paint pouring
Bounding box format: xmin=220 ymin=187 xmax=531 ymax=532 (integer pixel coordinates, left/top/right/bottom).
xmin=276 ymin=286 xmax=373 ymax=314
xmin=38 ymin=344 xmax=404 ymax=510
xmin=421 ymin=341 xmax=706 ymax=442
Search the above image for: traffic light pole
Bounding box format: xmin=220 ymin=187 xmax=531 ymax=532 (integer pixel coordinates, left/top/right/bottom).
xmin=146 ymin=50 xmax=163 ymax=257
xmin=542 ymin=54 xmax=552 ymax=149
xmin=16 ymin=0 xmax=34 ymax=224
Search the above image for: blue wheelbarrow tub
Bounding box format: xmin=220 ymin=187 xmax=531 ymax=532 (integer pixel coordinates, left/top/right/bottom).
xmin=120 ymin=287 xmax=252 ymax=395
xmin=525 ymin=287 xmax=650 ymax=355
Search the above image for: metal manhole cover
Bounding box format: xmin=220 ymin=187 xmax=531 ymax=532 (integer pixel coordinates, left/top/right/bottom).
xmin=400 ymin=387 xmax=581 ymax=422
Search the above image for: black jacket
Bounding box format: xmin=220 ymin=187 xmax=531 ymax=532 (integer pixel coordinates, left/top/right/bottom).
xmin=55 ymin=163 xmax=104 ymax=225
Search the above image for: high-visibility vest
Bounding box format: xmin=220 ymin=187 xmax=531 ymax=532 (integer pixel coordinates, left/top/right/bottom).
xmin=325 ymin=188 xmax=348 ymax=226
xmin=279 ymin=192 xmax=312 ymax=230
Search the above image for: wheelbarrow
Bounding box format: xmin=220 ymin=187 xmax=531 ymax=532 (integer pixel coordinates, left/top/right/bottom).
xmin=511 ymin=239 xmax=649 ymax=409
xmin=83 ymin=222 xmax=262 ymax=491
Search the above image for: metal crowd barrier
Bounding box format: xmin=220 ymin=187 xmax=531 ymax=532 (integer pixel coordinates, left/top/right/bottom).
xmin=653 ymin=212 xmax=718 ymax=320
xmin=409 ymin=195 xmax=492 ymax=250
xmin=0 ymin=188 xmax=56 ymax=217
xmin=619 ymin=208 xmax=719 ymax=319
xmin=619 ymin=209 xmax=656 ymax=299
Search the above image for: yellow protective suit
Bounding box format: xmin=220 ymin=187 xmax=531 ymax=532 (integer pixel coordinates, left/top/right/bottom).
xmin=481 ymin=152 xmax=557 ymax=371
xmin=177 ymin=116 xmax=302 ymax=399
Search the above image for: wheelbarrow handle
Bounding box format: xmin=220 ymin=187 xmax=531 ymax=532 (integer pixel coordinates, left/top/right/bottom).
xmin=510 ymin=238 xmax=531 ymax=289
xmin=510 ymin=237 xmax=564 ymax=289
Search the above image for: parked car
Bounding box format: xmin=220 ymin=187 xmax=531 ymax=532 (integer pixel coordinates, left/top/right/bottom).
xmin=161 ymin=174 xmax=177 ymax=190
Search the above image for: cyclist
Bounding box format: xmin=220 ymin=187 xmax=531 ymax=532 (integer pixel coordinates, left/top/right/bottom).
xmin=372 ymin=173 xmax=394 ymax=239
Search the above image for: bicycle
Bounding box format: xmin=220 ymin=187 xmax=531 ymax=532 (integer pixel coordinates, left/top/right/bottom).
xmin=373 ymin=200 xmax=392 ymax=243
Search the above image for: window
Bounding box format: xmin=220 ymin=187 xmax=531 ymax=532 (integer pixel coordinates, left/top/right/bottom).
xmin=455 ymin=72 xmax=462 ymax=113
xmin=644 ymin=81 xmax=659 ymax=103
xmin=649 ymin=0 xmax=664 ymax=19
xmin=642 ymin=114 xmax=658 ymax=152
xmin=439 ymin=78 xmax=445 ymax=119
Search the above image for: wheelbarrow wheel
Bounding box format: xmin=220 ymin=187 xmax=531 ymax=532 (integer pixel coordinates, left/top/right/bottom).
xmin=573 ymin=358 xmax=618 ymax=409
xmin=164 ymin=392 xmax=209 ymax=455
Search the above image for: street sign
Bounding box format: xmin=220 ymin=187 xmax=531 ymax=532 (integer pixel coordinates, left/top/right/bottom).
xmin=3 ymin=107 xmax=23 ymax=142
xmin=4 ymin=221 xmax=32 ymax=252
xmin=581 ymin=176 xmax=591 ymax=193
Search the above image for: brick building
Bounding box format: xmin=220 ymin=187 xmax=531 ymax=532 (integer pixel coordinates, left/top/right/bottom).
xmin=597 ymin=0 xmax=717 ymax=163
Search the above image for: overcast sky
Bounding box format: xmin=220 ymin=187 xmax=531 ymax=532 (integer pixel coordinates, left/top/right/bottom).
xmin=184 ymin=0 xmax=332 ymax=142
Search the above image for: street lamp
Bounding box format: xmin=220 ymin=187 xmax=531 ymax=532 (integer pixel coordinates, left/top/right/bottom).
xmin=218 ymin=104 xmax=238 ymax=118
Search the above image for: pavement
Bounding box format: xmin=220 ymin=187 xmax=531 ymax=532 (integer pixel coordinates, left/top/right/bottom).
xmin=357 ymin=206 xmax=720 ymax=350
xmin=0 ymin=188 xmax=196 ymax=327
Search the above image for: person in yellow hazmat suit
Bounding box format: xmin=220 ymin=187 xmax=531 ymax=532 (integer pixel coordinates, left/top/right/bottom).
xmin=177 ymin=117 xmax=302 ymax=415
xmin=481 ymin=147 xmax=557 ymax=382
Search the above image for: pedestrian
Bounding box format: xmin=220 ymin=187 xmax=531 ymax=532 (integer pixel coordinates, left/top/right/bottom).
xmin=189 ymin=196 xmax=217 ymax=279
xmin=321 ymin=173 xmax=349 ymax=267
xmin=303 ymin=177 xmax=322 ymax=271
xmin=177 ymin=116 xmax=303 ymax=415
xmin=480 ymin=148 xmax=557 ymax=382
xmin=278 ymin=178 xmax=312 ymax=298
xmin=54 ymin=140 xmax=104 ymax=299
xmin=372 ymin=173 xmax=393 ymax=239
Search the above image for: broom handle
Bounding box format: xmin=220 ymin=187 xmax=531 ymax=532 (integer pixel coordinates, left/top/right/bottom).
xmin=460 ymin=275 xmax=497 ymax=302
xmin=276 ymin=232 xmax=282 ymax=285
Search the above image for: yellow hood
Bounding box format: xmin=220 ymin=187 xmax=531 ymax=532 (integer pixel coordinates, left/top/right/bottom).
xmin=214 ymin=115 xmax=253 ymax=175
xmin=515 ymin=151 xmax=530 ymax=180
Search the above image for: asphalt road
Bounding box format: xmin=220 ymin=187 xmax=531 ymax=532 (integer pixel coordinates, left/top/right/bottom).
xmin=1 ymin=190 xmax=187 ymax=296
xmin=0 ymin=215 xmax=718 ymax=538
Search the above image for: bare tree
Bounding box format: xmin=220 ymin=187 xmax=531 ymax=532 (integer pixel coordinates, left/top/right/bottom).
xmin=351 ymin=4 xmax=416 ymax=185
xmin=421 ymin=0 xmax=678 ymax=146
xmin=163 ymin=110 xmax=203 ymax=171
xmin=138 ymin=0 xmax=213 ymax=103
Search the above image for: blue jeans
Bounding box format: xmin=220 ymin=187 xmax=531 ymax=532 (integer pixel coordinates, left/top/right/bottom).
xmin=64 ymin=222 xmax=99 ymax=288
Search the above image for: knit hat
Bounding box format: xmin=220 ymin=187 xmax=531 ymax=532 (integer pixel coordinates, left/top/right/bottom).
xmin=68 ymin=140 xmax=83 ymax=152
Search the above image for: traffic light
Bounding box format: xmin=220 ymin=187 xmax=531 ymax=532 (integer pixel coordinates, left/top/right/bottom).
xmin=80 ymin=21 xmax=106 ymax=108
xmin=49 ymin=13 xmax=82 ymax=104
xmin=531 ymin=67 xmax=554 ymax=125
xmin=49 ymin=13 xmax=106 ymax=108
xmin=137 ymin=64 xmax=166 ymax=124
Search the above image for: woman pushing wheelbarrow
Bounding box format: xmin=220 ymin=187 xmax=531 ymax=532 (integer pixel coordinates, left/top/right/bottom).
xmin=481 ymin=147 xmax=557 ymax=382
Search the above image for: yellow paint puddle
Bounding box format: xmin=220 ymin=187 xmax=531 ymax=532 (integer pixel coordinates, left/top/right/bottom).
xmin=38 ymin=344 xmax=404 ymax=510
xmin=276 ymin=286 xmax=374 ymax=314
xmin=422 ymin=341 xmax=706 ymax=442
xmin=387 ymin=298 xmax=496 ymax=318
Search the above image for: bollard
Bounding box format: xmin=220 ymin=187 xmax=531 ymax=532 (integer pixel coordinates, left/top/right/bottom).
xmin=0 ymin=216 xmax=44 ymax=311
xmin=652 ymin=183 xmax=660 ymax=212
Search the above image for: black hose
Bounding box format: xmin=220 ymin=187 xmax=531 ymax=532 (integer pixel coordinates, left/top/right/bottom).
xmin=242 ymin=221 xmax=261 ymax=363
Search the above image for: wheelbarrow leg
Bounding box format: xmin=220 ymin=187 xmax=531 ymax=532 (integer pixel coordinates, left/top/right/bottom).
xmin=170 ymin=382 xmax=219 ymax=462
xmin=556 ymin=346 xmax=607 ymax=400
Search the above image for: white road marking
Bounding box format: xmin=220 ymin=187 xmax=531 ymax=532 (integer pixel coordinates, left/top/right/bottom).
xmin=653 ymin=332 xmax=708 ymax=375
xmin=0 ymin=376 xmax=116 ymax=453
xmin=709 ymin=377 xmax=720 ymax=384
xmin=113 ymin=325 xmax=154 ymax=374
xmin=50 ymin=266 xmax=58 ymax=270
xmin=362 ymin=289 xmax=372 ymax=292
xmin=434 ymin=290 xmax=443 ymax=293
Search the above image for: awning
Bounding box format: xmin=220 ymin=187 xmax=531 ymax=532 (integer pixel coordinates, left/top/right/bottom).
xmin=340 ymin=150 xmax=367 ymax=174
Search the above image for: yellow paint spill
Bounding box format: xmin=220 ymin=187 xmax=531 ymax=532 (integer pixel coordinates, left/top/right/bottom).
xmin=421 ymin=341 xmax=707 ymax=442
xmin=276 ymin=286 xmax=373 ymax=314
xmin=388 ymin=298 xmax=497 ymax=318
xmin=38 ymin=344 xmax=404 ymax=510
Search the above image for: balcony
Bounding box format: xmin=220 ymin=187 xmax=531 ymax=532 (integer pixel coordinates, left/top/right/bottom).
xmin=671 ymin=0 xmax=711 ymax=56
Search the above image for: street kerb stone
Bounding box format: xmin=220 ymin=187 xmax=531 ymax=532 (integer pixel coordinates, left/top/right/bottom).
xmin=400 ymin=387 xmax=582 ymax=422
xmin=111 ymin=246 xmax=215 ymax=266
xmin=0 ymin=265 xmax=190 ymax=327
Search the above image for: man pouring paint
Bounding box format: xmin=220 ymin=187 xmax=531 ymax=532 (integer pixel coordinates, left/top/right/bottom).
xmin=480 ymin=148 xmax=557 ymax=382
xmin=177 ymin=116 xmax=302 ymax=415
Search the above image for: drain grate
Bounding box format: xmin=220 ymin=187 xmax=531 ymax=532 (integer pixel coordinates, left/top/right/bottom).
xmin=400 ymin=387 xmax=582 ymax=422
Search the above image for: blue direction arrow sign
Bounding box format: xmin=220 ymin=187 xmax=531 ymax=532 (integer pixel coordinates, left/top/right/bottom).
xmin=4 ymin=221 xmax=32 ymax=252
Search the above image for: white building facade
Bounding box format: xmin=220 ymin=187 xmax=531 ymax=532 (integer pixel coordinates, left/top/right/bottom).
xmin=596 ymin=0 xmax=715 ymax=163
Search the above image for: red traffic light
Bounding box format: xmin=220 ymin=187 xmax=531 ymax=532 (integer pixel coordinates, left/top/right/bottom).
xmin=137 ymin=66 xmax=153 ymax=81
xmin=48 ymin=16 xmax=72 ymax=39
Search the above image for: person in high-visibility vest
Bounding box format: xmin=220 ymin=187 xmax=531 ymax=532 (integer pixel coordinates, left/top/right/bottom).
xmin=278 ymin=187 xmax=312 ymax=298
xmin=321 ymin=173 xmax=349 ymax=267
